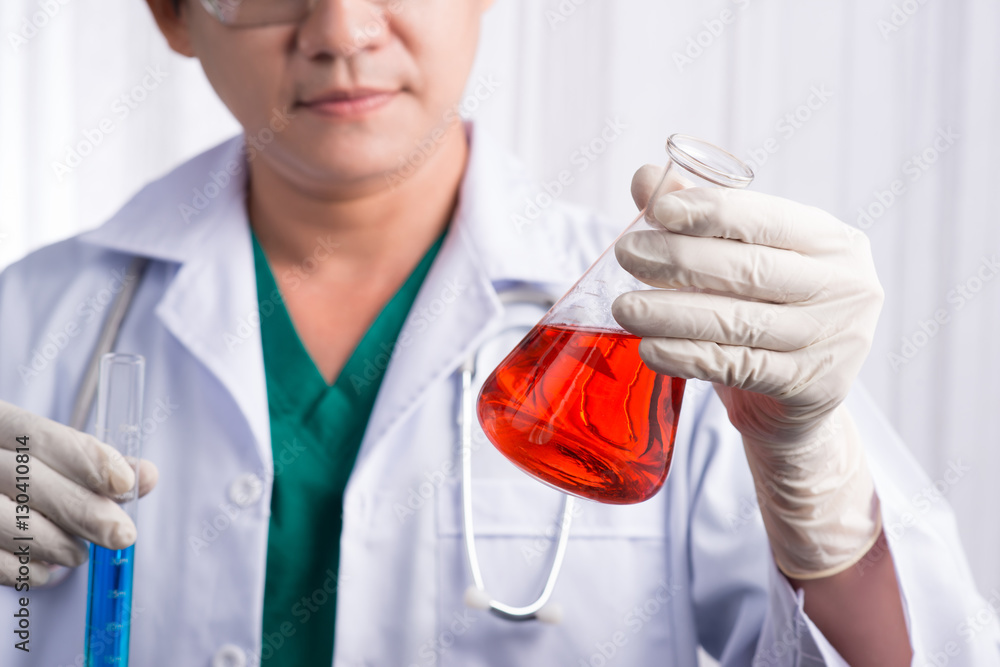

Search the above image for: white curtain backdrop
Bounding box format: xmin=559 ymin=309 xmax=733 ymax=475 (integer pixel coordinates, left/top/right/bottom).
xmin=2 ymin=0 xmax=998 ymax=607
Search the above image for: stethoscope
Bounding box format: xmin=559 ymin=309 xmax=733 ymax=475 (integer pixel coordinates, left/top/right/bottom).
xmin=459 ymin=288 xmax=575 ymax=624
xmin=71 ymin=258 xmax=574 ymax=624
xmin=69 ymin=257 xmax=150 ymax=432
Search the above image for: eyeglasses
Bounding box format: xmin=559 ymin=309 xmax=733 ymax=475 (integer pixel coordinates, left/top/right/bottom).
xmin=199 ymin=0 xmax=316 ymax=28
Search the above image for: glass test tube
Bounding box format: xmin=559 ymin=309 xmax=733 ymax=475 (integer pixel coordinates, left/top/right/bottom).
xmin=84 ymin=353 xmax=145 ymax=667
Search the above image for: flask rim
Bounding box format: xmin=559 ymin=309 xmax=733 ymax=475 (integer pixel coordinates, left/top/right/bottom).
xmin=666 ymin=134 xmax=755 ymax=189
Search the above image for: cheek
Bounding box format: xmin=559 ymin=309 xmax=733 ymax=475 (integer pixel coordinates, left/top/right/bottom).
xmin=398 ymin=5 xmax=483 ymax=115
xmin=191 ymin=30 xmax=293 ymax=133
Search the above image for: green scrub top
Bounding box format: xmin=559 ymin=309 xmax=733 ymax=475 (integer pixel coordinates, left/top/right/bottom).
xmin=252 ymin=229 xmax=445 ymax=665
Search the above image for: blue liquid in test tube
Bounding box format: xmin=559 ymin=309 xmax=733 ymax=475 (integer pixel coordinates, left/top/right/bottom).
xmin=84 ymin=353 xmax=144 ymax=667
xmin=85 ymin=544 xmax=135 ymax=664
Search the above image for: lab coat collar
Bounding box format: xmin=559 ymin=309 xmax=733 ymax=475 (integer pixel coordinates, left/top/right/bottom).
xmin=75 ymin=126 xmax=584 ymax=287
xmin=452 ymin=124 xmax=590 ymax=287
xmin=78 ymin=137 xmax=272 ymax=466
xmin=74 ymin=124 xmax=593 ymax=474
xmin=77 ymin=138 xmax=249 ymax=264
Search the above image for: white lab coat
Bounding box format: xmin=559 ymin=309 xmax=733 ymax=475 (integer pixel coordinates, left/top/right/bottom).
xmin=1 ymin=126 xmax=997 ymax=667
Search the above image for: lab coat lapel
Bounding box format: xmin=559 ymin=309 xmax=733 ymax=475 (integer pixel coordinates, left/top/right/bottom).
xmin=75 ymin=127 xmax=596 ymax=481
xmin=350 ymin=207 xmax=501 ymax=473
xmin=79 ymin=138 xmax=272 ymax=469
xmin=154 ymin=198 xmax=270 ymax=468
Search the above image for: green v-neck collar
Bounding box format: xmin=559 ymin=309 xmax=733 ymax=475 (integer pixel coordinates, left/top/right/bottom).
xmin=251 ymin=228 xmax=446 ymax=427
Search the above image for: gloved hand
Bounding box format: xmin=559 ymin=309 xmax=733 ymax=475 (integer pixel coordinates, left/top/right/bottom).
xmin=0 ymin=400 xmax=158 ymax=587
xmin=612 ymin=165 xmax=885 ymax=579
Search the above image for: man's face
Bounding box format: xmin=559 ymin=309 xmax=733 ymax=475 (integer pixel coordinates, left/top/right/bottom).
xmin=176 ymin=0 xmax=490 ymax=194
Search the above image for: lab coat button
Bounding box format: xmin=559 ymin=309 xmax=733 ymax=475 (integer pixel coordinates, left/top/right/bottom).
xmin=343 ymin=493 xmax=367 ymax=523
xmin=211 ymin=644 xmax=247 ymax=667
xmin=229 ymin=473 xmax=263 ymax=507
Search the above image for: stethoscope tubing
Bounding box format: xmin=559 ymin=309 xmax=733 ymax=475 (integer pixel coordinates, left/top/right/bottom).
xmin=70 ymin=258 xmax=573 ymax=623
xmin=460 ymin=288 xmax=574 ymax=623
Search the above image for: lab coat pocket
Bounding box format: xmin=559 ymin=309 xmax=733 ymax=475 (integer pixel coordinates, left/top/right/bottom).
xmin=429 ymin=478 xmax=677 ymax=667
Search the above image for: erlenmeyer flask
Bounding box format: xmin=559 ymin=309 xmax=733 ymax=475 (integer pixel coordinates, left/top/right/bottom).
xmin=477 ymin=135 xmax=754 ymax=504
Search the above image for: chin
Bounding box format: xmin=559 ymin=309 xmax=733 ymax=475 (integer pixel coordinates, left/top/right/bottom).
xmin=283 ymin=145 xmax=404 ymax=192
xmin=331 ymin=124 xmax=434 ymax=169
xmin=259 ymin=116 xmax=449 ymax=194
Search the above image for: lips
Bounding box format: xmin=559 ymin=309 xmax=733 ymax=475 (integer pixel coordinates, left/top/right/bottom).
xmin=297 ymin=88 xmax=398 ymax=118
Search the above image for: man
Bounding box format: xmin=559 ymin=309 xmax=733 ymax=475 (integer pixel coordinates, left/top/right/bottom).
xmin=0 ymin=0 xmax=995 ymax=665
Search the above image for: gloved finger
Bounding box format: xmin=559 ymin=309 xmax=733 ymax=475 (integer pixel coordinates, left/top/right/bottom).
xmin=635 ymin=337 xmax=809 ymax=398
xmin=0 ymin=493 xmax=88 ymax=568
xmin=136 ymin=459 xmax=159 ymax=498
xmin=0 ymin=549 xmax=51 ymax=588
xmin=612 ymin=291 xmax=827 ymax=352
xmin=650 ymin=188 xmax=854 ymax=255
xmin=0 ymin=451 xmax=136 ymax=550
xmin=0 ymin=400 xmax=136 ymax=497
xmin=631 ymin=164 xmax=692 ymax=211
xmin=615 ymin=229 xmax=829 ymax=303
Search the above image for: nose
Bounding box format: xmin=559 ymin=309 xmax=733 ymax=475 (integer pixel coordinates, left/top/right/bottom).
xmin=296 ymin=0 xmax=394 ymax=60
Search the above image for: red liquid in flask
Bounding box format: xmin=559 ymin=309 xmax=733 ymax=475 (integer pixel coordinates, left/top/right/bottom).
xmin=477 ymin=324 xmax=685 ymax=504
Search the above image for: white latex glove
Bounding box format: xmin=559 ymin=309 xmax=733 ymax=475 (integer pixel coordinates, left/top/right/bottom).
xmin=612 ymin=165 xmax=885 ymax=579
xmin=0 ymin=400 xmax=158 ymax=587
